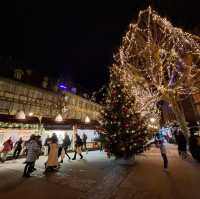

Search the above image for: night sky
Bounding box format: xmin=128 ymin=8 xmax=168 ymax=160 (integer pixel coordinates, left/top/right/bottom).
xmin=5 ymin=0 xmax=200 ymax=92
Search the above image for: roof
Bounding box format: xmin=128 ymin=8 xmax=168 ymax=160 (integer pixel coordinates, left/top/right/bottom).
xmin=0 ymin=114 xmax=39 ymax=124
xmin=42 ymin=117 xmax=100 ymax=130
xmin=0 ymin=114 xmax=100 ymax=130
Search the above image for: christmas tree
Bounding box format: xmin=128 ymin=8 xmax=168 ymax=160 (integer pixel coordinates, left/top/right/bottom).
xmin=100 ymin=64 xmax=149 ymax=159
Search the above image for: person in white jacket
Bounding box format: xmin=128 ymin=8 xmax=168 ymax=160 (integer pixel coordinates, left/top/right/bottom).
xmin=155 ymin=130 xmax=169 ymax=171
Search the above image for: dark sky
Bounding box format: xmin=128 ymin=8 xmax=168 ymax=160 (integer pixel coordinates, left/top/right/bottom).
xmin=3 ymin=0 xmax=200 ymax=92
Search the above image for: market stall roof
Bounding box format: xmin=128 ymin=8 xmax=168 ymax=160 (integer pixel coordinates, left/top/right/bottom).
xmin=79 ymin=120 xmax=100 ymax=129
xmin=0 ymin=114 xmax=40 ymax=124
xmin=0 ymin=114 xmax=100 ymax=130
xmin=41 ymin=117 xmax=100 ymax=130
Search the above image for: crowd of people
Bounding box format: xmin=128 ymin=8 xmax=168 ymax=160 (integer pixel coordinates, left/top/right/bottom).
xmin=0 ymin=135 xmax=43 ymax=163
xmin=0 ymin=132 xmax=88 ymax=177
xmin=1 ymin=122 xmax=199 ymax=175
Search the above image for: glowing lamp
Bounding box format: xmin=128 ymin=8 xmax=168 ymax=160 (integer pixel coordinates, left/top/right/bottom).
xmin=29 ymin=112 xmax=34 ymax=116
xmin=150 ymin=117 xmax=156 ymax=123
xmin=59 ymin=85 xmax=66 ymax=89
xmin=58 ymin=83 xmax=67 ymax=91
xmin=16 ymin=111 xmax=26 ymax=120
xmin=55 ymin=114 xmax=63 ymax=122
xmin=85 ymin=116 xmax=90 ymax=124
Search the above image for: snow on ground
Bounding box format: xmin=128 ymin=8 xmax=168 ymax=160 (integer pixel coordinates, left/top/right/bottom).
xmin=0 ymin=146 xmax=200 ymax=199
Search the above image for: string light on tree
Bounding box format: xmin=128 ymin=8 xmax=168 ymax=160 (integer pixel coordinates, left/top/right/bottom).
xmin=115 ymin=6 xmax=200 ymax=142
xmin=100 ymin=63 xmax=149 ymax=159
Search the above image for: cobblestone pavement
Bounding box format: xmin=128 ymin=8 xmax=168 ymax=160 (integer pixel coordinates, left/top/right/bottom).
xmin=0 ymin=151 xmax=132 ymax=199
xmin=0 ymin=146 xmax=200 ymax=199
xmin=110 ymin=145 xmax=200 ymax=199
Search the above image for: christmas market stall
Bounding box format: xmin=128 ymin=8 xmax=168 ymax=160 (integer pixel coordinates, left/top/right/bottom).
xmin=41 ymin=117 xmax=101 ymax=151
xmin=0 ymin=113 xmax=40 ymax=152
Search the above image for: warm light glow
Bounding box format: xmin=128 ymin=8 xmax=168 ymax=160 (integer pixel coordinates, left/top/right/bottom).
xmin=16 ymin=111 xmax=26 ymax=120
xmin=29 ymin=112 xmax=34 ymax=116
xmin=64 ymin=95 xmax=69 ymax=101
xmin=55 ymin=114 xmax=63 ymax=122
xmin=148 ymin=124 xmax=158 ymax=129
xmin=113 ymin=6 xmax=200 ymax=131
xmin=85 ymin=116 xmax=90 ymax=123
xmin=150 ymin=117 xmax=156 ymax=123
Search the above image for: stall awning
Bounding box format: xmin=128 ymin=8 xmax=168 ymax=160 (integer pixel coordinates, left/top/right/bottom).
xmin=0 ymin=114 xmax=100 ymax=130
xmin=41 ymin=117 xmax=100 ymax=130
xmin=0 ymin=114 xmax=40 ymax=124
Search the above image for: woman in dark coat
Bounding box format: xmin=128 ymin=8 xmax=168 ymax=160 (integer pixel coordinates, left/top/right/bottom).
xmin=189 ymin=127 xmax=200 ymax=162
xmin=175 ymin=129 xmax=187 ymax=159
xmin=72 ymin=134 xmax=83 ymax=160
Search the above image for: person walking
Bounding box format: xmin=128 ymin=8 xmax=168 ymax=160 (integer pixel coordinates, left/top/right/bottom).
xmin=13 ymin=137 xmax=23 ymax=159
xmin=23 ymin=135 xmax=40 ymax=177
xmin=60 ymin=133 xmax=71 ymax=163
xmin=72 ymin=134 xmax=83 ymax=160
xmin=155 ymin=130 xmax=169 ymax=171
xmin=36 ymin=136 xmax=42 ymax=150
xmin=189 ymin=126 xmax=200 ymax=162
xmin=175 ymin=128 xmax=187 ymax=159
xmin=45 ymin=135 xmax=59 ymax=172
xmin=0 ymin=137 xmax=13 ymax=162
xmin=82 ymin=133 xmax=88 ymax=154
xmin=31 ymin=136 xmax=42 ymax=172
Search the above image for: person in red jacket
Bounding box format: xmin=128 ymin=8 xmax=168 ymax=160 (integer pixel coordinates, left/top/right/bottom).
xmin=0 ymin=137 xmax=13 ymax=162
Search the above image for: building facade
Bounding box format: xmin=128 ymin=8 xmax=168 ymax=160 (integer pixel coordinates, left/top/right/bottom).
xmin=0 ymin=76 xmax=101 ymax=121
xmin=0 ymin=76 xmax=102 ymax=148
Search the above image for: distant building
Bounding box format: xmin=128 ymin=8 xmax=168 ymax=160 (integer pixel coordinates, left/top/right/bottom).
xmin=0 ymin=76 xmax=102 ymax=148
xmin=0 ymin=76 xmax=101 ymax=121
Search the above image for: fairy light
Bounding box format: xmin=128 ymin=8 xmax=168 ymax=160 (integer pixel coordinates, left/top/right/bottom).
xmin=110 ymin=7 xmax=200 ymax=135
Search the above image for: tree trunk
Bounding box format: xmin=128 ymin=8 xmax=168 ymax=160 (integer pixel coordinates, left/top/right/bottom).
xmin=168 ymin=96 xmax=190 ymax=143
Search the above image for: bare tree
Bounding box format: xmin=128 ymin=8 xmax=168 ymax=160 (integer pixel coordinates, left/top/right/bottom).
xmin=116 ymin=7 xmax=200 ymax=141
